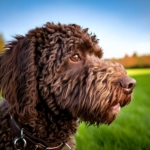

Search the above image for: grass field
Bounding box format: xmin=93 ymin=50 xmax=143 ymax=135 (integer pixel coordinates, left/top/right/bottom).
xmin=75 ymin=68 xmax=150 ymax=150
xmin=127 ymin=68 xmax=150 ymax=76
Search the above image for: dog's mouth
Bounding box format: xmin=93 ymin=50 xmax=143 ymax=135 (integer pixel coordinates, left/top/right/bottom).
xmin=111 ymin=103 xmax=121 ymax=114
xmin=110 ymin=95 xmax=132 ymax=114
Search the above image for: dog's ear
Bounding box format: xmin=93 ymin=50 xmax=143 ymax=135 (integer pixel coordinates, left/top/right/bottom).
xmin=0 ymin=36 xmax=38 ymax=124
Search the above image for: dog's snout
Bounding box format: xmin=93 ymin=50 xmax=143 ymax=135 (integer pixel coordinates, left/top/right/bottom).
xmin=120 ymin=77 xmax=136 ymax=94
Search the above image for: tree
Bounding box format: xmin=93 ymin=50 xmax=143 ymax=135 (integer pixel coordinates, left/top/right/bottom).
xmin=0 ymin=34 xmax=5 ymax=53
xmin=124 ymin=54 xmax=129 ymax=58
xmin=132 ymin=52 xmax=137 ymax=57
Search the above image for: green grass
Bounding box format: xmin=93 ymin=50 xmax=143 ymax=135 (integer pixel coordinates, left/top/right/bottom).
xmin=75 ymin=69 xmax=150 ymax=150
xmin=127 ymin=68 xmax=150 ymax=76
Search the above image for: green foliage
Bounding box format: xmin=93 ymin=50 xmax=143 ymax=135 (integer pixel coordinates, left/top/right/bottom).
xmin=137 ymin=58 xmax=143 ymax=68
xmin=75 ymin=73 xmax=150 ymax=150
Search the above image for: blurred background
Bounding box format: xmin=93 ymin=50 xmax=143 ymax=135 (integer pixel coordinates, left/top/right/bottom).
xmin=0 ymin=0 xmax=150 ymax=149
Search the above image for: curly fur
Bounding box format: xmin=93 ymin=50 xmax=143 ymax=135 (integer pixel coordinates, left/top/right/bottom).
xmin=0 ymin=22 xmax=135 ymax=149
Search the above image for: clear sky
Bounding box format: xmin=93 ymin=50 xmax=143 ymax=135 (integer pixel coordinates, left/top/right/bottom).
xmin=0 ymin=0 xmax=150 ymax=58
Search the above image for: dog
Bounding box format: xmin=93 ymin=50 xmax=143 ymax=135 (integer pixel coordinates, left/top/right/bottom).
xmin=0 ymin=22 xmax=136 ymax=150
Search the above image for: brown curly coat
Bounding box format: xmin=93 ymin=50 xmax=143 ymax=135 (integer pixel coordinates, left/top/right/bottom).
xmin=0 ymin=22 xmax=135 ymax=149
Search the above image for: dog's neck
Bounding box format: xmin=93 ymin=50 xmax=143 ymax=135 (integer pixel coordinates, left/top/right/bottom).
xmin=9 ymin=114 xmax=73 ymax=149
xmin=13 ymin=103 xmax=78 ymax=144
xmin=35 ymin=107 xmax=78 ymax=142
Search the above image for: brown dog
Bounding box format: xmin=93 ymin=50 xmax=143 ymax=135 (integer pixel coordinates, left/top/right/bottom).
xmin=0 ymin=22 xmax=136 ymax=150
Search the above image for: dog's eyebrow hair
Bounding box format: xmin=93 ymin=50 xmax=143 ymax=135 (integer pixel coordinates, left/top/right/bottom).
xmin=86 ymin=47 xmax=103 ymax=58
xmin=93 ymin=49 xmax=103 ymax=58
xmin=79 ymin=43 xmax=103 ymax=58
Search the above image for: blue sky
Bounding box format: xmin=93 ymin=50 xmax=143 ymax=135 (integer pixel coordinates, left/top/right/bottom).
xmin=0 ymin=0 xmax=150 ymax=58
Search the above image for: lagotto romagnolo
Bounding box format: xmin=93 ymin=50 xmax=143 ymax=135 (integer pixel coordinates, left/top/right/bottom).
xmin=0 ymin=22 xmax=136 ymax=150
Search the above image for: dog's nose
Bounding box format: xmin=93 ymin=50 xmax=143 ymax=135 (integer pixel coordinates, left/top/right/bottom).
xmin=120 ymin=77 xmax=136 ymax=94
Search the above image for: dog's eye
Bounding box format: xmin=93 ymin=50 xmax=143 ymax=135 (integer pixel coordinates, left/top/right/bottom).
xmin=70 ymin=54 xmax=81 ymax=62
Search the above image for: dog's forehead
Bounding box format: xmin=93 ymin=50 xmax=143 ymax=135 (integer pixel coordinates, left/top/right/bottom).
xmin=43 ymin=22 xmax=103 ymax=58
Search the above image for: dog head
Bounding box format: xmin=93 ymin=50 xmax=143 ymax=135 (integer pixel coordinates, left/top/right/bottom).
xmin=0 ymin=22 xmax=136 ymax=126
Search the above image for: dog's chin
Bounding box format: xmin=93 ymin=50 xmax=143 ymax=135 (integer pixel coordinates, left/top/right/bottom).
xmin=101 ymin=104 xmax=121 ymax=125
xmin=100 ymin=95 xmax=132 ymax=125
